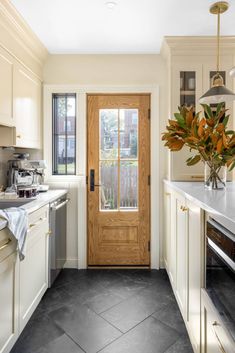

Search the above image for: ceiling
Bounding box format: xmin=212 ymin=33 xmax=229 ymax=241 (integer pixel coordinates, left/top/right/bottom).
xmin=10 ymin=0 xmax=235 ymax=54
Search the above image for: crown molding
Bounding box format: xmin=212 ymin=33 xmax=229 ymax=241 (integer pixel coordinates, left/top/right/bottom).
xmin=161 ymin=36 xmax=235 ymax=57
xmin=0 ymin=0 xmax=48 ymax=72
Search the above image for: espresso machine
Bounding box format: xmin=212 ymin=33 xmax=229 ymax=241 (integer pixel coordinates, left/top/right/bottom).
xmin=7 ymin=153 xmax=49 ymax=194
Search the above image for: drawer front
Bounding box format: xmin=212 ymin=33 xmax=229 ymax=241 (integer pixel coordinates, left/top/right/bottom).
xmin=0 ymin=228 xmax=17 ymax=262
xmin=28 ymin=205 xmax=49 ymax=236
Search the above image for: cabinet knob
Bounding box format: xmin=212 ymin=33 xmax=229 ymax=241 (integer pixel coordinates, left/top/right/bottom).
xmin=16 ymin=134 xmax=21 ymax=139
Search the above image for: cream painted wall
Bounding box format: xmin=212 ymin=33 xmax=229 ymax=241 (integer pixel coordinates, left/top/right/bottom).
xmin=43 ymin=54 xmax=168 ymax=268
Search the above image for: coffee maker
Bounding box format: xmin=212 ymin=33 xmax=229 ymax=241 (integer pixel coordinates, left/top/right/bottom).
xmin=7 ymin=153 xmax=49 ymax=193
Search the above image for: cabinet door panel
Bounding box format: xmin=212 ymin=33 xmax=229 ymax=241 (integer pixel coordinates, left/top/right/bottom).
xmin=0 ymin=252 xmax=18 ymax=353
xmin=0 ymin=48 xmax=14 ymax=127
xmin=14 ymin=65 xmax=41 ymax=148
xmin=187 ymin=200 xmax=203 ymax=353
xmin=19 ymin=219 xmax=48 ymax=332
xmin=175 ymin=192 xmax=187 ymax=317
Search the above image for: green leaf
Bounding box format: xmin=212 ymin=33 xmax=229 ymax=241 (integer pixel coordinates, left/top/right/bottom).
xmin=229 ymin=161 xmax=235 ymax=171
xmin=174 ymin=113 xmax=185 ymax=127
xmin=202 ymin=104 xmax=213 ymax=119
xmin=222 ymin=115 xmax=229 ymax=127
xmin=186 ymin=155 xmax=201 ymax=166
xmin=216 ymin=102 xmax=225 ymax=115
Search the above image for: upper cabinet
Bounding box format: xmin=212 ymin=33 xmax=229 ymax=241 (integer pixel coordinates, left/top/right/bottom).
xmin=162 ymin=37 xmax=235 ymax=181
xmin=13 ymin=64 xmax=41 ymax=149
xmin=0 ymin=47 xmax=15 ymax=127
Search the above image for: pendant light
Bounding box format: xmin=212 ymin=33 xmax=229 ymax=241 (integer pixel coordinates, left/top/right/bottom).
xmin=199 ymin=2 xmax=235 ymax=104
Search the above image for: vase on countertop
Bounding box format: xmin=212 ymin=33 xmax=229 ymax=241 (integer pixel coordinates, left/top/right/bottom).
xmin=204 ymin=162 xmax=227 ymax=190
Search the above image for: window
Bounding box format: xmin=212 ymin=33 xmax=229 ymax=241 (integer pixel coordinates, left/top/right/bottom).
xmin=52 ymin=94 xmax=76 ymax=175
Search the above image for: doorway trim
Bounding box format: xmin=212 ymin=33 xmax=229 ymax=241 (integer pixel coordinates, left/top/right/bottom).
xmin=44 ymin=84 xmax=160 ymax=269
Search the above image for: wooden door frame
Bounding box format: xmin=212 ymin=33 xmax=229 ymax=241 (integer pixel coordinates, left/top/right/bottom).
xmin=43 ymin=84 xmax=160 ymax=269
xmin=85 ymin=85 xmax=160 ymax=269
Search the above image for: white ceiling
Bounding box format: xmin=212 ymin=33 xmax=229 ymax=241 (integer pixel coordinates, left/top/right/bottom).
xmin=10 ymin=0 xmax=235 ymax=54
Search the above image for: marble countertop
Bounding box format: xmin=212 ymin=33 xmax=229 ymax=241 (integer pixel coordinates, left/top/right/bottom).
xmin=164 ymin=180 xmax=235 ymax=227
xmin=0 ymin=190 xmax=67 ymax=231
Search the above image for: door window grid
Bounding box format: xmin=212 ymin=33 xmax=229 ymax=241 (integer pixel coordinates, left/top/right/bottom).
xmin=99 ymin=109 xmax=138 ymax=211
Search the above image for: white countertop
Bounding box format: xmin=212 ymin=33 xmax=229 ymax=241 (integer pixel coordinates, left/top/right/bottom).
xmin=0 ymin=190 xmax=67 ymax=231
xmin=164 ymin=180 xmax=235 ymax=226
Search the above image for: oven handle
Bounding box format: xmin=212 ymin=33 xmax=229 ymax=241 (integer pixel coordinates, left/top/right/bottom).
xmin=207 ymin=219 xmax=235 ymax=242
xmin=208 ymin=238 xmax=235 ymax=272
xmin=212 ymin=321 xmax=227 ymax=353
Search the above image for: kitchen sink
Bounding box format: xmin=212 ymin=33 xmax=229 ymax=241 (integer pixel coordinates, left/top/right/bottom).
xmin=0 ymin=199 xmax=35 ymax=209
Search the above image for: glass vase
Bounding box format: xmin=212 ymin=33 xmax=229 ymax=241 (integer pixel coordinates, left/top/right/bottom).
xmin=204 ymin=163 xmax=227 ymax=190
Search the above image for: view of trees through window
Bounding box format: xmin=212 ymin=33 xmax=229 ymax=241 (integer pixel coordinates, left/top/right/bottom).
xmin=99 ymin=109 xmax=138 ymax=210
xmin=52 ymin=94 xmax=76 ymax=175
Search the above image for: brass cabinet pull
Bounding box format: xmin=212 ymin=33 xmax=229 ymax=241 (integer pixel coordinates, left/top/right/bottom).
xmin=16 ymin=134 xmax=21 ymax=139
xmin=0 ymin=238 xmax=11 ymax=251
xmin=29 ymin=217 xmax=47 ymax=230
xmin=180 ymin=205 xmax=188 ymax=212
xmin=212 ymin=321 xmax=227 ymax=353
xmin=46 ymin=230 xmax=52 ymax=236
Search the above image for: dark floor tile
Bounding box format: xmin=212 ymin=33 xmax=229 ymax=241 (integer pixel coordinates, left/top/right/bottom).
xmin=35 ymin=333 xmax=84 ymax=353
xmin=49 ymin=304 xmax=121 ymax=353
xmin=100 ymin=316 xmax=180 ymax=353
xmin=152 ymin=301 xmax=187 ymax=335
xmin=53 ymin=269 xmax=83 ymax=288
xmin=85 ymin=289 xmax=124 ymax=314
xmin=164 ymin=335 xmax=194 ymax=353
xmin=106 ymin=276 xmax=148 ymax=300
xmin=101 ymin=286 xmax=173 ymax=333
xmin=10 ymin=315 xmax=64 ymax=353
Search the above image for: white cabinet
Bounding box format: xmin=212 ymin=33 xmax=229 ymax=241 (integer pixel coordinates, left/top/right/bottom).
xmin=13 ymin=64 xmax=41 ymax=149
xmin=164 ymin=37 xmax=235 ymax=181
xmin=201 ymin=289 xmax=235 ymax=353
xmin=0 ymin=229 xmax=18 ymax=353
xmin=186 ymin=199 xmax=203 ymax=353
xmin=19 ymin=205 xmax=49 ymax=332
xmin=163 ymin=184 xmax=203 ymax=353
xmin=0 ymin=47 xmax=15 ymax=127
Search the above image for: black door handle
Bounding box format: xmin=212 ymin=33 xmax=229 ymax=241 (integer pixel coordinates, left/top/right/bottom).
xmin=90 ymin=169 xmax=102 ymax=192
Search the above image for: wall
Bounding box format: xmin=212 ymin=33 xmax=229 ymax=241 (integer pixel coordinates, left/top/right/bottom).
xmin=43 ymin=54 xmax=168 ymax=268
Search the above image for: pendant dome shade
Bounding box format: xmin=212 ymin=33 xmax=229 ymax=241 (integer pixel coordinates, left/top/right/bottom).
xmin=198 ymin=85 xmax=235 ymax=104
xmin=199 ymin=73 xmax=235 ymax=104
xmin=199 ymin=1 xmax=235 ymax=104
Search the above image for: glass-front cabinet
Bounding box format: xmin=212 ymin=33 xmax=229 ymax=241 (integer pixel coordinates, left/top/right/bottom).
xmin=169 ymin=55 xmax=234 ymax=181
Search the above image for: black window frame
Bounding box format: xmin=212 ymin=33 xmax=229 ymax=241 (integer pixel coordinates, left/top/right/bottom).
xmin=52 ymin=93 xmax=76 ymax=175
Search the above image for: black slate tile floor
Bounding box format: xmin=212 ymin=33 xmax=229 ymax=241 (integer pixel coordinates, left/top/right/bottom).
xmin=10 ymin=269 xmax=194 ymax=353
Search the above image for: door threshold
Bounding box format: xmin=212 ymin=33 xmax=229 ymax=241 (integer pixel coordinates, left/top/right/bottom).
xmin=87 ymin=266 xmax=150 ymax=269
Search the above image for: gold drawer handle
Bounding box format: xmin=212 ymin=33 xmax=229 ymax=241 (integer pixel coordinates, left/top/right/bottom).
xmin=16 ymin=134 xmax=21 ymax=139
xmin=29 ymin=217 xmax=47 ymax=229
xmin=0 ymin=238 xmax=11 ymax=251
xmin=212 ymin=321 xmax=227 ymax=353
xmin=180 ymin=205 xmax=188 ymax=212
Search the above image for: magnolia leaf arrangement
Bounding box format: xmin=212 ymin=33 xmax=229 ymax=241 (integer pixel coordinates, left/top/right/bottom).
xmin=162 ymin=103 xmax=235 ymax=188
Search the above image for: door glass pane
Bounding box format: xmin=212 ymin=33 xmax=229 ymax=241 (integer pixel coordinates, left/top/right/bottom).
xmin=120 ymin=109 xmax=138 ymax=159
xmin=100 ymin=161 xmax=118 ymax=210
xmin=180 ymin=71 xmax=196 ymax=112
xmin=100 ymin=109 xmax=118 ymax=160
xmin=120 ymin=161 xmax=138 ymax=210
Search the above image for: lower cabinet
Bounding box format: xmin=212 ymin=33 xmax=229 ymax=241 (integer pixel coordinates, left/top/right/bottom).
xmin=201 ymin=289 xmax=235 ymax=353
xmin=19 ymin=205 xmax=49 ymax=332
xmin=164 ymin=184 xmax=203 ymax=353
xmin=0 ymin=252 xmax=18 ymax=353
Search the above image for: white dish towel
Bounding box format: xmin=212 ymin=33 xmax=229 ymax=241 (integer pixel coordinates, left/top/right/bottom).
xmin=0 ymin=207 xmax=28 ymax=260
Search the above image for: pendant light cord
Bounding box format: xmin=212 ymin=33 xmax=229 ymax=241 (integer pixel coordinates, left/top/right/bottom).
xmin=217 ymin=9 xmax=220 ymax=72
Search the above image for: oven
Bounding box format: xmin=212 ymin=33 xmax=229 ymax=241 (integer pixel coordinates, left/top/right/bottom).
xmin=206 ymin=216 xmax=235 ymax=341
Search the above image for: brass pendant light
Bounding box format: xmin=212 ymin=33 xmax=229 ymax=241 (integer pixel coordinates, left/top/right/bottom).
xmin=199 ymin=1 xmax=235 ymax=104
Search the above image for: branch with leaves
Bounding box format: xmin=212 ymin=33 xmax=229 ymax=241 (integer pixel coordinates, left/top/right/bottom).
xmin=162 ymin=103 xmax=235 ymax=171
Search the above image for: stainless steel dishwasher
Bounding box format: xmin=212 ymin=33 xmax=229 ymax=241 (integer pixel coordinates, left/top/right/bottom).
xmin=48 ymin=195 xmax=69 ymax=287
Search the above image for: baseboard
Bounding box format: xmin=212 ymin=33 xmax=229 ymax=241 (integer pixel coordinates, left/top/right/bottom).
xmin=64 ymin=259 xmax=78 ymax=269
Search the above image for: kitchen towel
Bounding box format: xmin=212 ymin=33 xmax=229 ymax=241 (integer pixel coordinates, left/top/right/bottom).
xmin=0 ymin=207 xmax=28 ymax=260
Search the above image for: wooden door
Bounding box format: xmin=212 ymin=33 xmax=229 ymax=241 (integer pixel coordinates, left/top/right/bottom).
xmin=87 ymin=94 xmax=150 ymax=266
